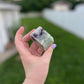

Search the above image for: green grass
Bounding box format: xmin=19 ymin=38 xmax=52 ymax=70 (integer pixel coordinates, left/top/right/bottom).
xmin=0 ymin=17 xmax=84 ymax=84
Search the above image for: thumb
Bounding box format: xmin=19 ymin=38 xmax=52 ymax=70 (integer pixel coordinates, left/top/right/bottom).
xmin=42 ymin=44 xmax=56 ymax=63
xmin=15 ymin=26 xmax=24 ymax=44
xmin=15 ymin=26 xmax=24 ymax=52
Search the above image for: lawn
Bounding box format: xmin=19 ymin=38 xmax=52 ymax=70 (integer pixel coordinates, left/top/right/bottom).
xmin=0 ymin=18 xmax=84 ymax=84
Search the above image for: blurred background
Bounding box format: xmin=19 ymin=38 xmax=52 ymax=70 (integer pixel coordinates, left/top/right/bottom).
xmin=0 ymin=0 xmax=84 ymax=84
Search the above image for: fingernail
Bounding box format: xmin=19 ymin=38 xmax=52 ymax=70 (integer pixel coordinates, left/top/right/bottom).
xmin=52 ymin=44 xmax=56 ymax=49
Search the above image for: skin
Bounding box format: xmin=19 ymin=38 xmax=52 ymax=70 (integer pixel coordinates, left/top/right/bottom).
xmin=15 ymin=26 xmax=55 ymax=84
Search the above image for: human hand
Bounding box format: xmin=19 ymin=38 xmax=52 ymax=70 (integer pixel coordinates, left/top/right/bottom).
xmin=15 ymin=26 xmax=56 ymax=84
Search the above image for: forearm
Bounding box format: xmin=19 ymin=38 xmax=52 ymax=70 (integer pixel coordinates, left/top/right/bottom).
xmin=23 ymin=78 xmax=44 ymax=84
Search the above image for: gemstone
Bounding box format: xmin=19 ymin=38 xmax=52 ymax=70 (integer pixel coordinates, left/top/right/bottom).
xmin=33 ymin=33 xmax=38 ymax=37
xmin=30 ymin=26 xmax=54 ymax=50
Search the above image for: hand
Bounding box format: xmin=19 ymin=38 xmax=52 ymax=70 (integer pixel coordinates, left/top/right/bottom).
xmin=15 ymin=26 xmax=56 ymax=84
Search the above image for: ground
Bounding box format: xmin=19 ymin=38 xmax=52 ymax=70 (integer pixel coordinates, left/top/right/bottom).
xmin=0 ymin=18 xmax=84 ymax=84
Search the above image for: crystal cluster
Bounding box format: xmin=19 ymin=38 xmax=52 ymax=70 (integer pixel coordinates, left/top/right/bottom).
xmin=30 ymin=26 xmax=54 ymax=50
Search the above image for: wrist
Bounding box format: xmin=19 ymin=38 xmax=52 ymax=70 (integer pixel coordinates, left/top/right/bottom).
xmin=23 ymin=78 xmax=44 ymax=84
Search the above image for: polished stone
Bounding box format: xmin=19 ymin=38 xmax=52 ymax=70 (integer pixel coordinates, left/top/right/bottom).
xmin=30 ymin=26 xmax=54 ymax=50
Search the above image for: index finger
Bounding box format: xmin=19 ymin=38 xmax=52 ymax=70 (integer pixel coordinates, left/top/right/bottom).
xmin=22 ymin=29 xmax=35 ymax=42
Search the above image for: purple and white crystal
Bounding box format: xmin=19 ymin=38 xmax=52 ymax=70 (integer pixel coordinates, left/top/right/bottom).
xmin=30 ymin=26 xmax=54 ymax=50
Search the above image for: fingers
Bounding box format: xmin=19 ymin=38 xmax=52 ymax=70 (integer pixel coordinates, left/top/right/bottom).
xmin=22 ymin=29 xmax=35 ymax=42
xmin=22 ymin=29 xmax=35 ymax=48
xmin=42 ymin=44 xmax=56 ymax=63
xmin=29 ymin=41 xmax=39 ymax=55
xmin=30 ymin=42 xmax=43 ymax=56
xmin=37 ymin=47 xmax=43 ymax=56
xmin=30 ymin=41 xmax=38 ymax=50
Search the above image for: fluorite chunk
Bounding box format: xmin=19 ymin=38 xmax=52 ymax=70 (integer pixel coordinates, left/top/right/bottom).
xmin=30 ymin=26 xmax=54 ymax=50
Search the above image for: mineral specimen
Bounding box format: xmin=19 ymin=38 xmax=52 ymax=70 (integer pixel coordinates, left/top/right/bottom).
xmin=30 ymin=26 xmax=54 ymax=50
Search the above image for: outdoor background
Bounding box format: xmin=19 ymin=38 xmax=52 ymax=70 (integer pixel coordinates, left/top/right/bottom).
xmin=0 ymin=0 xmax=84 ymax=84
